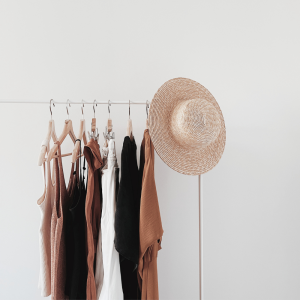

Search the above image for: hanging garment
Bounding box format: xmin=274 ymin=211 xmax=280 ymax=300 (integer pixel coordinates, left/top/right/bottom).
xmin=139 ymin=136 xmax=145 ymax=190
xmin=94 ymin=141 xmax=108 ymax=299
xmin=138 ymin=130 xmax=164 ymax=300
xmin=94 ymin=171 xmax=104 ymax=300
xmin=137 ymin=136 xmax=146 ymax=300
xmin=84 ymin=139 xmax=103 ymax=300
xmin=51 ymin=141 xmax=75 ymax=300
xmin=65 ymin=155 xmax=88 ymax=299
xmin=99 ymin=139 xmax=123 ymax=300
xmin=37 ymin=154 xmax=56 ymax=297
xmin=115 ymin=136 xmax=140 ymax=300
xmin=65 ymin=159 xmax=79 ymax=297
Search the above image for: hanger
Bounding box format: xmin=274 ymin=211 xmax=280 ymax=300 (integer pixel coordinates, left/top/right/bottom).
xmin=71 ymin=100 xmax=88 ymax=163
xmin=91 ymin=99 xmax=97 ymax=133
xmin=107 ymin=100 xmax=113 ymax=133
xmin=126 ymin=100 xmax=133 ymax=140
xmin=47 ymin=100 xmax=77 ymax=162
xmin=103 ymin=100 xmax=115 ymax=145
xmin=146 ymin=100 xmax=150 ymax=129
xmin=38 ymin=99 xmax=58 ymax=166
xmin=88 ymin=100 xmax=99 ymax=141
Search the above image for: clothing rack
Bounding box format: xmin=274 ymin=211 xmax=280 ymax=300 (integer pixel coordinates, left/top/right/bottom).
xmin=0 ymin=98 xmax=204 ymax=300
xmin=0 ymin=100 xmax=147 ymax=104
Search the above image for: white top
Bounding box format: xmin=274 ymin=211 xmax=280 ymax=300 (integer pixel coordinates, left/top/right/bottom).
xmin=98 ymin=139 xmax=123 ymax=300
xmin=37 ymin=159 xmax=55 ymax=297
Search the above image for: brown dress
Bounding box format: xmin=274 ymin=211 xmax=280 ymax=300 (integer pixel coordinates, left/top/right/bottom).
xmin=138 ymin=130 xmax=164 ymax=300
xmin=84 ymin=139 xmax=103 ymax=300
xmin=51 ymin=141 xmax=75 ymax=300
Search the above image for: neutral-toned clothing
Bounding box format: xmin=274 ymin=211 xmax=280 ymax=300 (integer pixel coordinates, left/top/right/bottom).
xmin=95 ymin=224 xmax=104 ymax=299
xmin=115 ymin=136 xmax=141 ymax=300
xmin=138 ymin=130 xmax=163 ymax=300
xmin=65 ymin=158 xmax=88 ymax=300
xmin=51 ymin=141 xmax=75 ymax=300
xmin=99 ymin=139 xmax=123 ymax=300
xmin=95 ymin=157 xmax=104 ymax=300
xmin=37 ymin=159 xmax=55 ymax=297
xmin=65 ymin=160 xmax=79 ymax=297
xmin=84 ymin=139 xmax=103 ymax=300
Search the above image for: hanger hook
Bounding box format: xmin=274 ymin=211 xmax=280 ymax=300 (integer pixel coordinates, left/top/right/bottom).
xmin=146 ymin=100 xmax=150 ymax=119
xmin=66 ymin=99 xmax=71 ymax=119
xmin=129 ymin=100 xmax=131 ymax=119
xmin=81 ymin=100 xmax=84 ymax=119
xmin=50 ymin=99 xmax=55 ymax=120
xmin=108 ymin=100 xmax=111 ymax=118
xmin=93 ymin=100 xmax=97 ymax=118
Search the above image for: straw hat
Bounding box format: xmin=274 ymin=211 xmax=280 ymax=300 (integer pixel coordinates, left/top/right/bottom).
xmin=149 ymin=77 xmax=226 ymax=175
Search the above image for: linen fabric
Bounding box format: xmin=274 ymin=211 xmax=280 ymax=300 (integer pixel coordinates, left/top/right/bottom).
xmin=99 ymin=139 xmax=123 ymax=300
xmin=115 ymin=136 xmax=141 ymax=299
xmin=51 ymin=141 xmax=75 ymax=300
xmin=37 ymin=159 xmax=55 ymax=297
xmin=138 ymin=130 xmax=164 ymax=300
xmin=84 ymin=139 xmax=103 ymax=300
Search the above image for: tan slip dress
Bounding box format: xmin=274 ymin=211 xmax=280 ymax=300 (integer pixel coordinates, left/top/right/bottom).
xmin=51 ymin=141 xmax=75 ymax=300
xmin=37 ymin=156 xmax=56 ymax=297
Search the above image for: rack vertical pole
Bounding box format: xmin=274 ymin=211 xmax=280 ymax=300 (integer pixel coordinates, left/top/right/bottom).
xmin=199 ymin=175 xmax=203 ymax=299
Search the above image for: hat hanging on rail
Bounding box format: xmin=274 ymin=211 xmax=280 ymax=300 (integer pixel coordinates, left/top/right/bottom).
xmin=148 ymin=77 xmax=226 ymax=175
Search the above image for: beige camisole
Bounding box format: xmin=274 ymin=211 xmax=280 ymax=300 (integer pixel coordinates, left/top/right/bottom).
xmin=37 ymin=151 xmax=56 ymax=297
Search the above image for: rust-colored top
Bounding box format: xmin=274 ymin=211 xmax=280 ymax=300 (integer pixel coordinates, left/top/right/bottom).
xmin=51 ymin=141 xmax=75 ymax=300
xmin=84 ymin=139 xmax=103 ymax=300
xmin=138 ymin=130 xmax=164 ymax=300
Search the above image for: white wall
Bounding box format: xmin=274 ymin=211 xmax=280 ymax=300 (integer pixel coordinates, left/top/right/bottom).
xmin=0 ymin=1 xmax=299 ymax=300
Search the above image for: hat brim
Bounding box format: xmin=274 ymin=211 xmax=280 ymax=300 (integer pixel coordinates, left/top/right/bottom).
xmin=149 ymin=77 xmax=226 ymax=175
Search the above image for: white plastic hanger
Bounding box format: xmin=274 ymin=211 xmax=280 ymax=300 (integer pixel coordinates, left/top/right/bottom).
xmin=38 ymin=99 xmax=58 ymax=166
xmin=47 ymin=100 xmax=77 ymax=162
xmin=71 ymin=101 xmax=87 ymax=163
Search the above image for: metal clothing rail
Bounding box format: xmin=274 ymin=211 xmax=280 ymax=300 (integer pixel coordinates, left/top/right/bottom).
xmin=0 ymin=100 xmax=148 ymax=105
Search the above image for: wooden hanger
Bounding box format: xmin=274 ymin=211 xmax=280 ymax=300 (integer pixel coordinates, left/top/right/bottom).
xmin=91 ymin=100 xmax=97 ymax=133
xmin=71 ymin=103 xmax=87 ymax=163
xmin=47 ymin=101 xmax=77 ymax=162
xmin=146 ymin=100 xmax=150 ymax=129
xmin=38 ymin=120 xmax=58 ymax=165
xmin=38 ymin=100 xmax=58 ymax=166
xmin=126 ymin=119 xmax=133 ymax=139
xmin=107 ymin=100 xmax=113 ymax=133
xmin=88 ymin=100 xmax=99 ymax=142
xmin=103 ymin=100 xmax=115 ymax=144
xmin=126 ymin=100 xmax=133 ymax=140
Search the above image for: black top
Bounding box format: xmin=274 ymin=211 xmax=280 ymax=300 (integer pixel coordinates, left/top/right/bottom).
xmin=65 ymin=150 xmax=88 ymax=299
xmin=115 ymin=136 xmax=141 ymax=299
xmin=68 ymin=176 xmax=87 ymax=300
xmin=139 ymin=134 xmax=146 ymax=190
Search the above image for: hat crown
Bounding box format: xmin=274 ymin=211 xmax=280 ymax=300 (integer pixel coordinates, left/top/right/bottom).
xmin=171 ymin=99 xmax=221 ymax=149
